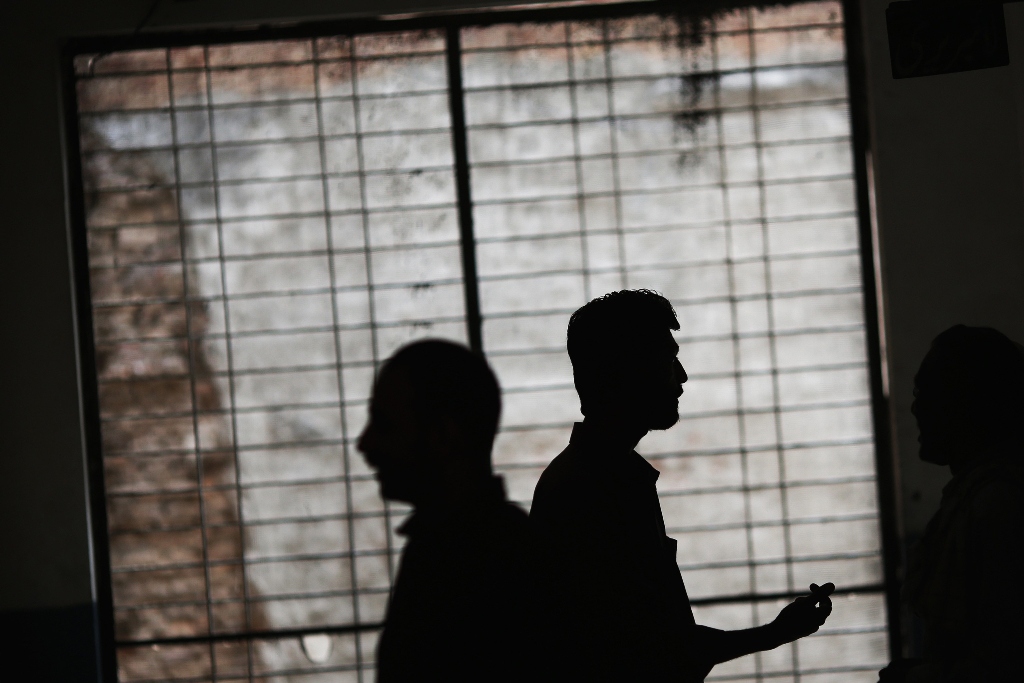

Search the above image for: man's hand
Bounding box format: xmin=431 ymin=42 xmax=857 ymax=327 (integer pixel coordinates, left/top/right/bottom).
xmin=770 ymin=583 xmax=834 ymax=645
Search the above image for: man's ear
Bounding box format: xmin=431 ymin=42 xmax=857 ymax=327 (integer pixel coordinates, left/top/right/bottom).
xmin=423 ymin=415 xmax=463 ymax=458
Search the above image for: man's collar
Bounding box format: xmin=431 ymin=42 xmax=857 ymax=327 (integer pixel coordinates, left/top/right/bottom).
xmin=569 ymin=422 xmax=660 ymax=483
xmin=397 ymin=475 xmax=508 ymax=536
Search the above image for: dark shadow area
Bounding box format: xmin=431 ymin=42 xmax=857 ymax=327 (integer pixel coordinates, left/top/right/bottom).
xmin=1 ymin=604 xmax=101 ymax=682
xmin=530 ymin=289 xmax=834 ymax=682
xmin=879 ymin=325 xmax=1024 ymax=683
xmin=357 ymin=340 xmax=532 ymax=682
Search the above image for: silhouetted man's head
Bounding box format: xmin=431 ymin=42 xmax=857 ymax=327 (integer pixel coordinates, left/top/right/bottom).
xmin=567 ymin=289 xmax=687 ymax=431
xmin=357 ymin=340 xmax=502 ymax=506
xmin=912 ymin=325 xmax=1024 ymax=469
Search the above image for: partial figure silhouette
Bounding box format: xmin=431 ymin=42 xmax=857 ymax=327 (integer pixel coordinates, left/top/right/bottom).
xmin=357 ymin=340 xmax=531 ymax=682
xmin=530 ymin=290 xmax=833 ymax=682
xmin=878 ymin=325 xmax=1024 ymax=683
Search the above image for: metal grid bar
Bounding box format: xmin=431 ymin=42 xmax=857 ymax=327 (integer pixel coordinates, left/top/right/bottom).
xmin=708 ymin=15 xmax=762 ymax=678
xmin=311 ymin=36 xmax=369 ymax=683
xmin=165 ymin=48 xmax=220 ymax=673
xmin=201 ymin=45 xmax=257 ymax=677
xmin=447 ymin=26 xmax=486 ymax=354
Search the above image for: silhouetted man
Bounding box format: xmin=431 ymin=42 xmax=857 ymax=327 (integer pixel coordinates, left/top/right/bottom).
xmin=357 ymin=340 xmax=531 ymax=682
xmin=531 ymin=290 xmax=834 ymax=682
xmin=879 ymin=325 xmax=1024 ymax=683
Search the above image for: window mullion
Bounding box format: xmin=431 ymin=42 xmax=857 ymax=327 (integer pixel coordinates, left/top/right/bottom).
xmin=445 ymin=25 xmax=485 ymax=355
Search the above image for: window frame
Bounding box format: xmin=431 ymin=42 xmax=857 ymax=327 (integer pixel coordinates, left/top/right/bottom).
xmin=59 ymin=1 xmax=898 ymax=679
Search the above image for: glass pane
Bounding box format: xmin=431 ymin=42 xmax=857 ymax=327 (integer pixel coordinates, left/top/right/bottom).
xmin=76 ymin=30 xmax=462 ymax=682
xmin=463 ymin=3 xmax=885 ymax=681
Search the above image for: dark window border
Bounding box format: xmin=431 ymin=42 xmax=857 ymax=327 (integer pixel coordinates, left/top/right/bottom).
xmin=59 ymin=1 xmax=898 ymax=680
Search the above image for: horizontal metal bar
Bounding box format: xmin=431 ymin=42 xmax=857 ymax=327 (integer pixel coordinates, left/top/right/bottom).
xmin=86 ymin=243 xmax=863 ymax=279
xmin=495 ymin=423 xmax=874 ymax=453
xmin=680 ymin=550 xmax=882 ymax=574
xmin=96 ymin=392 xmax=871 ymax=430
xmin=77 ymin=21 xmax=845 ymax=78
xmin=99 ymin=356 xmax=860 ymax=387
xmin=114 ymin=620 xmax=383 ymax=649
xmin=77 ymin=57 xmax=846 ymax=110
xmin=103 ymin=432 xmax=875 ymax=473
xmin=114 ymin=586 xmax=390 ymax=613
xmin=96 ymin=335 xmax=868 ymax=385
xmin=84 ymin=204 xmax=858 ymax=236
xmin=111 ymin=547 xmax=402 ymax=574
xmin=458 ymin=64 xmax=849 ymax=95
xmin=94 ymin=358 xmax=864 ymax=389
xmin=111 ymin=584 xmax=881 ymax=653
xmin=91 ymin=318 xmax=864 ymax=349
xmin=658 ymin=475 xmax=879 ymax=499
xmin=689 ymin=582 xmax=883 ymax=607
xmin=110 ymin=506 xmax=878 ymax=541
xmin=82 ymin=132 xmax=853 ymax=172
xmin=667 ymin=511 xmax=879 ymax=536
xmin=83 ymin=171 xmax=854 ymax=211
xmin=106 ymin=476 xmax=385 ymax=497
xmin=78 ymin=91 xmax=849 ymax=145
xmin=83 ymin=140 xmax=854 ymax=195
xmin=89 ymin=283 xmax=863 ymax=330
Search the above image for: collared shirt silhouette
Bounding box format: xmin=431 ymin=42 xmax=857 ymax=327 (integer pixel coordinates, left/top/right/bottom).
xmin=357 ymin=340 xmax=531 ymax=683
xmin=379 ymin=476 xmax=530 ymax=682
xmin=531 ymin=290 xmax=833 ymax=682
xmin=879 ymin=325 xmax=1024 ymax=683
xmin=532 ymin=421 xmax=699 ymax=681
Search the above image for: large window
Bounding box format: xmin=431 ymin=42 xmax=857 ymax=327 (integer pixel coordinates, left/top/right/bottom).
xmin=72 ymin=2 xmax=888 ymax=681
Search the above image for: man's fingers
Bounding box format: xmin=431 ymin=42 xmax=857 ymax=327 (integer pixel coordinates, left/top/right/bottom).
xmin=815 ymin=596 xmax=833 ymax=624
xmin=809 ymin=582 xmax=835 ymax=597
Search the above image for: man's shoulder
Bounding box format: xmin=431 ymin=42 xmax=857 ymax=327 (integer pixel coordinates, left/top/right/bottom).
xmin=535 ymin=444 xmax=588 ymax=495
xmin=532 ymin=442 xmax=611 ymax=526
xmin=491 ymin=500 xmax=530 ymax=535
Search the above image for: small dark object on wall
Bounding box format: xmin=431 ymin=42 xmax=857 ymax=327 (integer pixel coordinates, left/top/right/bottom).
xmin=886 ymin=1 xmax=1009 ymax=79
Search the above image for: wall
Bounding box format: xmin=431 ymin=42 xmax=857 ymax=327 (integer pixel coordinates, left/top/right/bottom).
xmin=860 ymin=0 xmax=1024 ymax=654
xmin=4 ymin=0 xmax=1024 ymax=678
xmin=861 ymin=1 xmax=1024 ymax=545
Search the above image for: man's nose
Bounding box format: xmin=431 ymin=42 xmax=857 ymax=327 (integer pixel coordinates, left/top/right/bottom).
xmin=676 ymin=359 xmax=687 ymax=384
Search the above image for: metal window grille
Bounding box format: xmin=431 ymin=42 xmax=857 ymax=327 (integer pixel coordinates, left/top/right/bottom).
xmin=71 ymin=2 xmax=888 ymax=682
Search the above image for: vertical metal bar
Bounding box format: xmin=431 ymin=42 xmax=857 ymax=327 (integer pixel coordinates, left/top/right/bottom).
xmin=708 ymin=15 xmax=762 ymax=682
xmin=166 ymin=46 xmax=220 ymax=681
xmin=312 ymin=35 xmax=367 ymax=683
xmin=202 ymin=45 xmax=254 ymax=681
xmin=746 ymin=11 xmax=800 ymax=681
xmin=59 ymin=44 xmax=120 ymax=683
xmin=841 ymin=0 xmax=904 ymax=660
xmin=565 ymin=21 xmax=593 ymax=303
xmin=600 ymin=19 xmax=628 ymax=290
xmin=347 ymin=38 xmax=374 ymax=682
xmin=445 ymin=25 xmax=485 ymax=354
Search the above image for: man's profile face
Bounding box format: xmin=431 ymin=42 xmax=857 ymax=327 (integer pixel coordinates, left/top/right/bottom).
xmin=612 ymin=328 xmax=687 ymax=431
xmin=357 ymin=367 xmax=434 ymax=504
xmin=911 ymin=352 xmax=956 ymax=466
xmin=637 ymin=329 xmax=687 ymax=430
